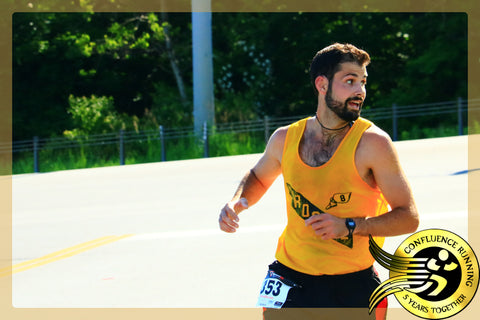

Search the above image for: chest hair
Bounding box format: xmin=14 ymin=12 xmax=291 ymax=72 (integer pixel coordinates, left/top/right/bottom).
xmin=298 ymin=128 xmax=348 ymax=167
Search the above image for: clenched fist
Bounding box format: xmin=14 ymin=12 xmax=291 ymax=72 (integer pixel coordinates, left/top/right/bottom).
xmin=219 ymin=198 xmax=249 ymax=233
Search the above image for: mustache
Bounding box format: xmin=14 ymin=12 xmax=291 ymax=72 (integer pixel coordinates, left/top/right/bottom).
xmin=346 ymin=97 xmax=364 ymax=107
xmin=346 ymin=97 xmax=364 ymax=103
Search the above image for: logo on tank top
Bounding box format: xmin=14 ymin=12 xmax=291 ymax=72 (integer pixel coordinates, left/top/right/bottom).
xmin=325 ymin=192 xmax=352 ymax=210
xmin=369 ymin=229 xmax=479 ymax=319
xmin=286 ymin=183 xmax=353 ymax=248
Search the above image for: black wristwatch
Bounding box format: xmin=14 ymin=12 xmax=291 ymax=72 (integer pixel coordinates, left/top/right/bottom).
xmin=345 ymin=218 xmax=356 ymax=237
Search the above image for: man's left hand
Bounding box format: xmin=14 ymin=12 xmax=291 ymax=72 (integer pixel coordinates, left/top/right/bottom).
xmin=305 ymin=214 xmax=349 ymax=240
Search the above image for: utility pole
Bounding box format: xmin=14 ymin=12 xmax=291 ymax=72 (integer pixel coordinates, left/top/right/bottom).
xmin=192 ymin=0 xmax=215 ymax=134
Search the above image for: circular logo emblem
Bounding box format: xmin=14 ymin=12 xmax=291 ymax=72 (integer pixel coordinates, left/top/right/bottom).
xmin=387 ymin=229 xmax=478 ymax=319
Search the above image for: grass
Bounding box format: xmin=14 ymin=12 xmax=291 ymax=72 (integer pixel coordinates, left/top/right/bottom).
xmin=11 ymin=123 xmax=472 ymax=175
xmin=399 ymin=124 xmax=469 ymax=141
xmin=12 ymin=131 xmax=268 ymax=174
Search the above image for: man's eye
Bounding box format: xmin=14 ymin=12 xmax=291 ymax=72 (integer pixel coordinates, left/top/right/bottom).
xmin=346 ymin=79 xmax=353 ymax=84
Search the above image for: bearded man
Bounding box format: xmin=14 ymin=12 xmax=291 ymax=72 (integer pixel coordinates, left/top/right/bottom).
xmin=218 ymin=43 xmax=419 ymax=320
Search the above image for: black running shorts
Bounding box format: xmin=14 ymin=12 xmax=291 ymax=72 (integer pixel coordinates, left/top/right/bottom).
xmin=262 ymin=260 xmax=384 ymax=320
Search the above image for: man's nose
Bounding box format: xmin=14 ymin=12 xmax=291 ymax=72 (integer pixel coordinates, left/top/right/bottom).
xmin=355 ymin=84 xmax=366 ymax=98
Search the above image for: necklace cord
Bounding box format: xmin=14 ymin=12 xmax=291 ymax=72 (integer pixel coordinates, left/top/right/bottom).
xmin=315 ymin=114 xmax=351 ymax=131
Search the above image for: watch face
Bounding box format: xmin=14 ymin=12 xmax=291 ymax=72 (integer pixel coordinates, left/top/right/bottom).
xmin=347 ymin=221 xmax=355 ymax=228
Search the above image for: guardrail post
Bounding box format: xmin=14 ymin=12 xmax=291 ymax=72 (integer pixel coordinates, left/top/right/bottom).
xmin=392 ymin=103 xmax=398 ymax=141
xmin=33 ymin=136 xmax=39 ymax=173
xmin=264 ymin=115 xmax=270 ymax=144
xmin=159 ymin=125 xmax=166 ymax=161
xmin=203 ymin=121 xmax=209 ymax=158
xmin=457 ymin=97 xmax=463 ymax=135
xmin=119 ymin=129 xmax=125 ymax=165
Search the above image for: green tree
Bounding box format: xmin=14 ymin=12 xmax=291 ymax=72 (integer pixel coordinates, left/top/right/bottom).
xmin=13 ymin=12 xmax=192 ymax=140
xmin=212 ymin=12 xmax=466 ymax=134
xmin=13 ymin=12 xmax=467 ymax=140
xmin=63 ymin=94 xmax=127 ymax=137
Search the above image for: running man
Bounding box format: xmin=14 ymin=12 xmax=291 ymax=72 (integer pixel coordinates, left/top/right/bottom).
xmin=218 ymin=43 xmax=419 ymax=319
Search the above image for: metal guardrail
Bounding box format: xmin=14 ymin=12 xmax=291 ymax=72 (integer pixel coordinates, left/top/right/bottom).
xmin=3 ymin=97 xmax=478 ymax=173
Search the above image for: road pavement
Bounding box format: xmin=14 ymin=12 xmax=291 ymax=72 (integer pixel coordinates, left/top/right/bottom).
xmin=9 ymin=135 xmax=472 ymax=317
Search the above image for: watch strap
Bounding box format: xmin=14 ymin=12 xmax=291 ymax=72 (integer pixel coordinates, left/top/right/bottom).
xmin=345 ymin=218 xmax=356 ymax=237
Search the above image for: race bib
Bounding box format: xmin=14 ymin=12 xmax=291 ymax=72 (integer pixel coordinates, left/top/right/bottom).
xmin=256 ymin=271 xmax=294 ymax=309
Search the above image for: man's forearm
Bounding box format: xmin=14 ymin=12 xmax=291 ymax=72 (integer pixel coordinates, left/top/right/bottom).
xmin=354 ymin=205 xmax=419 ymax=237
xmin=232 ymin=169 xmax=268 ymax=207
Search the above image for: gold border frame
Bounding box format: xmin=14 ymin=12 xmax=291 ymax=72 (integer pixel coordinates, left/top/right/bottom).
xmin=1 ymin=1 xmax=478 ymax=319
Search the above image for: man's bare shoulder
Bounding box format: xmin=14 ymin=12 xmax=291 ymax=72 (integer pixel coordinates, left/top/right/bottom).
xmin=270 ymin=125 xmax=289 ymax=143
xmin=358 ymin=123 xmax=397 ymax=161
xmin=264 ymin=125 xmax=290 ymax=162
xmin=363 ymin=123 xmax=392 ymax=143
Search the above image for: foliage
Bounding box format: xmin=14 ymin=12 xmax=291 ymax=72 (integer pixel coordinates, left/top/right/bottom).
xmin=13 ymin=12 xmax=192 ymax=140
xmin=214 ymin=90 xmax=259 ymax=123
xmin=12 ymin=121 xmax=466 ymax=175
xmin=12 ymin=12 xmax=468 ymax=174
xmin=64 ymin=94 xmax=127 ymax=137
xmin=470 ymin=120 xmax=480 ymax=135
xmin=209 ymin=12 xmax=467 ymax=131
xmin=400 ymin=125 xmax=467 ymax=141
xmin=209 ymin=131 xmax=266 ymax=157
xmin=149 ymin=82 xmax=192 ymax=128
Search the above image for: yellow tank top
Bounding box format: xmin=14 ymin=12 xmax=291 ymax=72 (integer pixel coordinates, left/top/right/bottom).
xmin=275 ymin=117 xmax=389 ymax=275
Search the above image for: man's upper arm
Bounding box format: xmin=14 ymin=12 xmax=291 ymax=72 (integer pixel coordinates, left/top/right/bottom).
xmin=366 ymin=130 xmax=418 ymax=220
xmin=252 ymin=126 xmax=288 ymax=190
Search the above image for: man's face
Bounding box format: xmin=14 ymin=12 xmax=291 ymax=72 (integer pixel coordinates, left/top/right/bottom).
xmin=325 ymin=62 xmax=367 ymax=122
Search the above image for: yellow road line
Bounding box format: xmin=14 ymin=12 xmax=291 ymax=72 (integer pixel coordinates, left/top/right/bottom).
xmin=0 ymin=234 xmax=133 ymax=278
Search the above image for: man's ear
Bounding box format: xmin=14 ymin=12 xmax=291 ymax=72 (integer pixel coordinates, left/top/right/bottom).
xmin=314 ymin=76 xmax=328 ymax=95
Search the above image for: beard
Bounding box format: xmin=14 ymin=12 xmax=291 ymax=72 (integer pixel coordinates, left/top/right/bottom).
xmin=325 ymin=86 xmax=363 ymax=122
